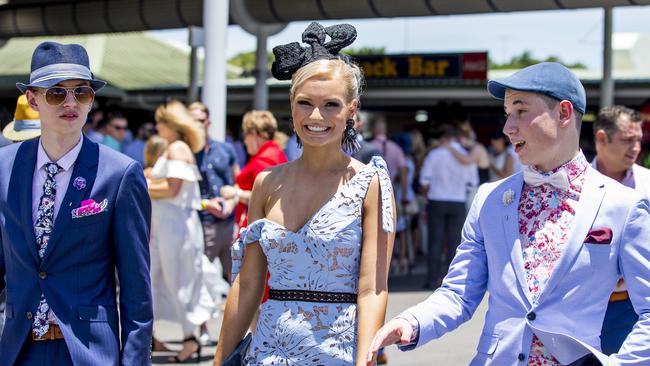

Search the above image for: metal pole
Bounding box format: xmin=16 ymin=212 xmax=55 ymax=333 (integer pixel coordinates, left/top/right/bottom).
xmin=253 ymin=31 xmax=269 ymax=110
xmin=188 ymin=44 xmax=199 ymax=103
xmin=600 ymin=7 xmax=614 ymax=108
xmin=202 ymin=0 xmax=228 ymax=141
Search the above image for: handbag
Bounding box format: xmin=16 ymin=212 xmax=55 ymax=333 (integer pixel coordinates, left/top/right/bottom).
xmin=221 ymin=333 xmax=252 ymax=366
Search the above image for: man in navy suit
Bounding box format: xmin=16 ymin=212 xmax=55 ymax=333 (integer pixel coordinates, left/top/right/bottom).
xmin=0 ymin=42 xmax=153 ymax=365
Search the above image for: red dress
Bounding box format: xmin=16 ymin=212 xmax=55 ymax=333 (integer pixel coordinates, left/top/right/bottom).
xmin=234 ymin=140 xmax=287 ymax=302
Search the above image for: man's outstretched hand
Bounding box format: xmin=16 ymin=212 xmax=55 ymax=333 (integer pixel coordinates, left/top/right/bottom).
xmin=366 ymin=317 xmax=414 ymax=366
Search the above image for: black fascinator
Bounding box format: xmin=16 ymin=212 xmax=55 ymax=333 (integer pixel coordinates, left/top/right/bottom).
xmin=271 ymin=22 xmax=357 ymax=80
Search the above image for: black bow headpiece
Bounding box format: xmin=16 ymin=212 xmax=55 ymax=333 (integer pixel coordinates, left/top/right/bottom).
xmin=271 ymin=22 xmax=357 ymax=80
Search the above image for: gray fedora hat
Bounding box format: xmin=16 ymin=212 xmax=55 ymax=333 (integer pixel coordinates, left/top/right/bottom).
xmin=16 ymin=41 xmax=106 ymax=93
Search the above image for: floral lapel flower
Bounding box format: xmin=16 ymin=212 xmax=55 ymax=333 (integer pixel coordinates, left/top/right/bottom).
xmin=73 ymin=176 xmax=86 ymax=191
xmin=502 ymin=188 xmax=515 ymax=206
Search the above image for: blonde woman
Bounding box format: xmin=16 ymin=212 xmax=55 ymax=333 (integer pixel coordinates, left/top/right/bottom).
xmin=148 ymin=100 xmax=212 ymax=363
xmin=214 ymin=22 xmax=395 ymax=366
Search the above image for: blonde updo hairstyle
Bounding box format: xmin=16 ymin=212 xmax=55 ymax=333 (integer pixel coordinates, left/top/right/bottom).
xmin=154 ymin=100 xmax=205 ymax=153
xmin=290 ymin=59 xmax=364 ymax=105
xmin=241 ymin=110 xmax=278 ymax=141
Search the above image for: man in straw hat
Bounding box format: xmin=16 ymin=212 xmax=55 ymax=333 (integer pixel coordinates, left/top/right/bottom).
xmin=0 ymin=41 xmax=153 ymax=365
xmin=367 ymin=62 xmax=650 ymax=365
xmin=2 ymin=94 xmax=42 ymax=142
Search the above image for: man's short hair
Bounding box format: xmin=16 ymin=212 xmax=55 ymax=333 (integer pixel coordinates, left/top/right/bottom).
xmin=438 ymin=124 xmax=461 ymax=140
xmin=594 ymin=105 xmax=642 ymax=141
xmin=537 ymin=93 xmax=584 ymax=132
xmin=188 ymin=101 xmax=210 ymax=117
xmin=96 ymin=110 xmax=125 ymax=130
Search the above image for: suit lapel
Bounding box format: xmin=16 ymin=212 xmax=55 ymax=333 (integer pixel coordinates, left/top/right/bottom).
xmin=14 ymin=139 xmax=39 ymax=264
xmin=537 ymin=167 xmax=605 ymax=305
xmin=41 ymin=137 xmax=99 ymax=265
xmin=499 ymin=173 xmax=533 ymax=306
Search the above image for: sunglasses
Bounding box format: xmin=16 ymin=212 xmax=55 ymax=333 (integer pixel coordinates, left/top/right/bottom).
xmin=38 ymin=86 xmax=95 ymax=106
xmin=111 ymin=125 xmax=129 ymax=131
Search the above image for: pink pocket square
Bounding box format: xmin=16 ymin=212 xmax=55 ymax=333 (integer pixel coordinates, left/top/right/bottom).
xmin=71 ymin=198 xmax=108 ymax=219
xmin=584 ymin=228 xmax=612 ymax=244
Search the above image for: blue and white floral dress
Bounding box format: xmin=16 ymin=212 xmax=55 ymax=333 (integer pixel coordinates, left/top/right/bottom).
xmin=232 ymin=156 xmax=394 ymax=365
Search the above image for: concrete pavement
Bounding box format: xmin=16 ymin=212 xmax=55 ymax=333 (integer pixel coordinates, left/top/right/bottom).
xmin=153 ymin=271 xmax=488 ymax=365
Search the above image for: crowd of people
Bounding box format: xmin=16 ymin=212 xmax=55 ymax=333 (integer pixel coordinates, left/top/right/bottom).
xmin=1 ymin=21 xmax=650 ymax=366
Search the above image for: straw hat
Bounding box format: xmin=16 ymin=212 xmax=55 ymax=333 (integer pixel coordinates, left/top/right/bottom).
xmin=3 ymin=94 xmax=41 ymax=141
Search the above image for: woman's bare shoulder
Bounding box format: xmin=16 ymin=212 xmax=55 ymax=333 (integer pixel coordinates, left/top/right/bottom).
xmin=167 ymin=140 xmax=194 ymax=162
xmin=252 ymin=162 xmax=290 ymax=191
xmin=348 ymin=158 xmax=368 ymax=173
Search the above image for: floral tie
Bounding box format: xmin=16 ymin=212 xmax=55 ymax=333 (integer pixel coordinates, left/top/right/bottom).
xmin=32 ymin=162 xmax=62 ymax=337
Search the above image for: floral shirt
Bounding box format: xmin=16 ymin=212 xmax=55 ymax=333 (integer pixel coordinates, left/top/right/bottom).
xmin=519 ymin=152 xmax=589 ymax=366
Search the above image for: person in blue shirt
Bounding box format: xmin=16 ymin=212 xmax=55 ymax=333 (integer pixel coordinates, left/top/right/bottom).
xmin=122 ymin=122 xmax=155 ymax=167
xmin=188 ymin=102 xmax=240 ymax=278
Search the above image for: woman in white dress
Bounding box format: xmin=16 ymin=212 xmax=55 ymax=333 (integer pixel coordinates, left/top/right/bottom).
xmin=147 ymin=100 xmax=215 ymax=363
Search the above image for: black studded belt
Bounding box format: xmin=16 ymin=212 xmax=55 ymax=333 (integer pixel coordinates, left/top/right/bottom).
xmin=268 ymin=289 xmax=357 ymax=304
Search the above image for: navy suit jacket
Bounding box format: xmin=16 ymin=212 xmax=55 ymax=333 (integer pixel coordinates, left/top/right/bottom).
xmin=0 ymin=136 xmax=153 ymax=365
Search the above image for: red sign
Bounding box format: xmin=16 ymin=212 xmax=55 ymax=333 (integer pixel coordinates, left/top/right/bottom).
xmin=462 ymin=53 xmax=488 ymax=80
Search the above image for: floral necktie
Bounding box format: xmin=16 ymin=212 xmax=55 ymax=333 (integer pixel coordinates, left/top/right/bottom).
xmin=32 ymin=162 xmax=62 ymax=337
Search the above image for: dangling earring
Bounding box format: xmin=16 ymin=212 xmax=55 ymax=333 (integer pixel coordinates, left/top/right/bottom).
xmin=295 ymin=132 xmax=302 ymax=148
xmin=341 ymin=118 xmax=360 ymax=154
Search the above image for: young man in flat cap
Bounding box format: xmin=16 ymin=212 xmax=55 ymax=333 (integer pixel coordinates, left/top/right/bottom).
xmin=592 ymin=105 xmax=650 ymax=355
xmin=0 ymin=42 xmax=152 ymax=365
xmin=367 ymin=62 xmax=650 ymax=366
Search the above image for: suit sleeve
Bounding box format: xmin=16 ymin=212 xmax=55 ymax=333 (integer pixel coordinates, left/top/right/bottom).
xmin=0 ymin=223 xmax=5 ymax=293
xmin=612 ymin=197 xmax=650 ymax=364
xmin=113 ymin=162 xmax=153 ymax=366
xmin=401 ymin=183 xmax=489 ymax=349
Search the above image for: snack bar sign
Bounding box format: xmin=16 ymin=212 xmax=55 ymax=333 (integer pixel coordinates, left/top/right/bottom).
xmin=355 ymin=52 xmax=488 ymax=81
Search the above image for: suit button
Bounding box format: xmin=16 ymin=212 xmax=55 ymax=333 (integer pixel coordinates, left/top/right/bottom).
xmin=527 ymin=312 xmax=536 ymax=321
xmin=39 ymin=271 xmax=47 ymax=279
xmin=26 ymin=312 xmax=33 ymax=320
xmin=518 ymin=353 xmax=526 ymax=361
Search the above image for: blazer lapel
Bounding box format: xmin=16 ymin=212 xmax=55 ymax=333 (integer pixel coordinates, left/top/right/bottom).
xmin=41 ymin=137 xmax=99 ymax=265
xmin=500 ymin=173 xmax=533 ymax=306
xmin=537 ymin=167 xmax=605 ymax=305
xmin=14 ymin=139 xmax=39 ymax=264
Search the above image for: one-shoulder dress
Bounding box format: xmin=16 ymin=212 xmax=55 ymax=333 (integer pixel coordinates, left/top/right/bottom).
xmin=231 ymin=156 xmax=394 ymax=365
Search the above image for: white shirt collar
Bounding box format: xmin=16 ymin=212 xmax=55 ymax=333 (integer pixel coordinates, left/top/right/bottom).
xmin=36 ymin=134 xmax=84 ymax=173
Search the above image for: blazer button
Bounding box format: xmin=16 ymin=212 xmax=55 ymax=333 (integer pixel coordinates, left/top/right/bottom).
xmin=527 ymin=312 xmax=536 ymax=321
xmin=26 ymin=312 xmax=33 ymax=320
xmin=518 ymin=353 xmax=526 ymax=361
xmin=39 ymin=271 xmax=47 ymax=279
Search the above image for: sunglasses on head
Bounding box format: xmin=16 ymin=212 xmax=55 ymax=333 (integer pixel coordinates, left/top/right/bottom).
xmin=37 ymin=86 xmax=95 ymax=106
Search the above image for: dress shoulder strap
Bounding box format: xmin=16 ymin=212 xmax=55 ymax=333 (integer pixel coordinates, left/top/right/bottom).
xmin=353 ymin=156 xmax=394 ymax=233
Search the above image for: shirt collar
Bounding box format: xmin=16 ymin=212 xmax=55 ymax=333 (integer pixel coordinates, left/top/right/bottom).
xmin=591 ymin=158 xmax=635 ymax=189
xmin=36 ymin=134 xmax=84 ymax=173
xmin=530 ymin=151 xmax=589 ymax=192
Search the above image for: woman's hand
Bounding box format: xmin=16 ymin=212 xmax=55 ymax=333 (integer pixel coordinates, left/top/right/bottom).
xmin=220 ymin=185 xmax=236 ymax=199
xmin=204 ymin=198 xmax=236 ymax=219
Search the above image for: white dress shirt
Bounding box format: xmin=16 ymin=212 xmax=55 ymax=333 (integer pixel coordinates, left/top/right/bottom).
xmin=32 ymin=136 xmax=83 ymax=225
xmin=419 ymin=142 xmax=474 ymax=202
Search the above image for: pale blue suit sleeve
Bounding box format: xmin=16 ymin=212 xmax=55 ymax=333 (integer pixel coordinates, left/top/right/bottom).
xmin=112 ymin=162 xmax=153 ymax=366
xmin=402 ymin=183 xmax=489 ymax=348
xmin=611 ymin=197 xmax=650 ymax=364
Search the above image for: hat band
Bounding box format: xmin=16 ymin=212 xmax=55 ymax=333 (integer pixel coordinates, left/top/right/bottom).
xmin=14 ymin=119 xmax=41 ymax=131
xmin=30 ymin=63 xmax=93 ymax=85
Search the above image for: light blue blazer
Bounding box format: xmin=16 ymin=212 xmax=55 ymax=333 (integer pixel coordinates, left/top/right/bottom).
xmin=402 ymin=167 xmax=650 ymax=365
